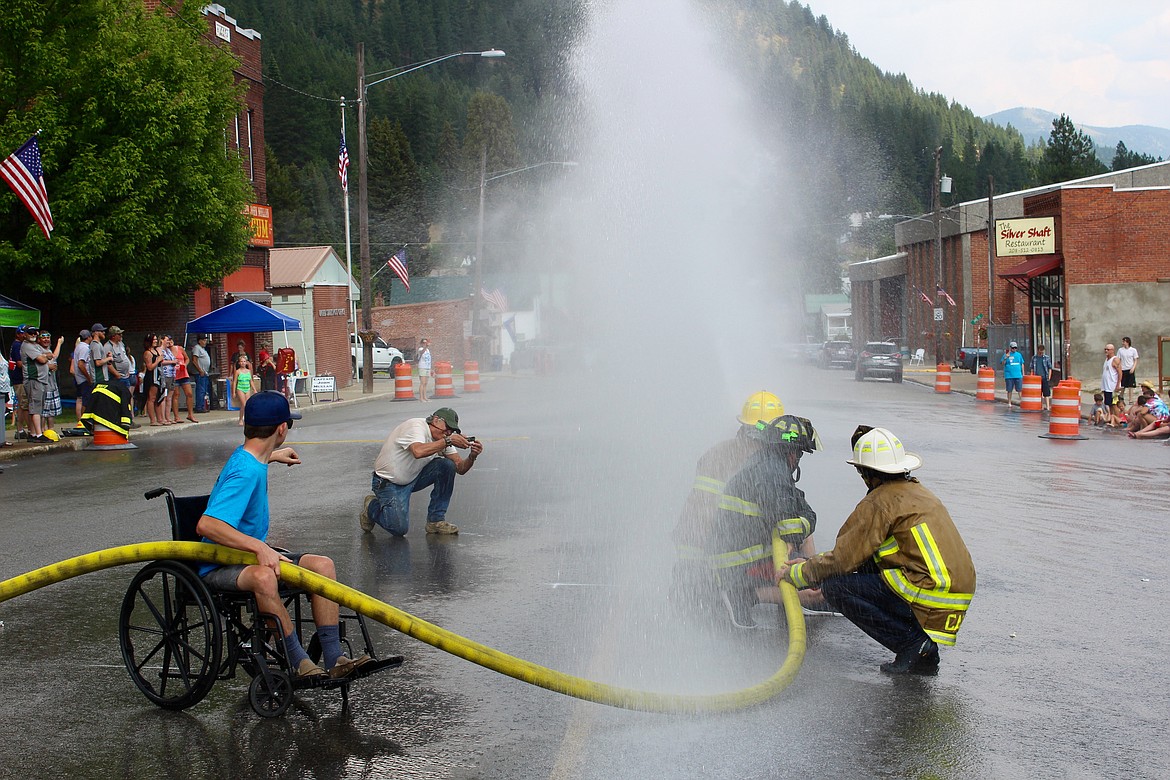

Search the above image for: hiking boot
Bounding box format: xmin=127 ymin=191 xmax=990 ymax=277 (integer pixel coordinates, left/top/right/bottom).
xmin=295 ymin=658 xmax=327 ymax=679
xmin=720 ymin=590 xmax=758 ymax=629
xmin=880 ymin=638 xmax=940 ymax=676
xmin=359 ymin=495 xmax=376 ymax=533
xmin=329 ymin=654 xmax=373 ymax=679
xmin=425 ymin=520 xmax=459 ymax=535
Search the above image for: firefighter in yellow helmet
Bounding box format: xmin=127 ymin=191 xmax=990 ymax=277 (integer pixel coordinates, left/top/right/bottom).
xmin=669 ymin=392 xmax=783 ymax=615
xmin=779 ymin=426 xmax=976 ymax=675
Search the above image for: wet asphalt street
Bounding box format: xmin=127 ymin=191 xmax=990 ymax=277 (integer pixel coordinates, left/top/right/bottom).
xmin=1 ymin=365 xmax=1167 ymax=779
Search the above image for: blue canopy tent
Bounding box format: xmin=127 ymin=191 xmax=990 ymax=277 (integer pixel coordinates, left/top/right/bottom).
xmin=184 ymin=297 xmax=308 ymax=365
xmin=1 ymin=292 xmax=40 ymax=329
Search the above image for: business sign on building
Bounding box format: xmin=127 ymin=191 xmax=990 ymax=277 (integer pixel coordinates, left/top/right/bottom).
xmin=995 ymin=217 xmax=1055 ymax=257
xmin=246 ymin=203 xmax=274 ymax=247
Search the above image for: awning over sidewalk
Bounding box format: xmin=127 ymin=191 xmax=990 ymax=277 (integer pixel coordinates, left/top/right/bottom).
xmin=998 ymin=254 xmax=1062 ymax=292
xmin=185 ymin=298 xmax=301 ymax=333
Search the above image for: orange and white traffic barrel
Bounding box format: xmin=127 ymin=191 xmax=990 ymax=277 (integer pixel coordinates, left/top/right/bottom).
xmin=976 ymin=367 xmax=995 ymax=401
xmin=934 ymin=364 xmax=951 ymax=394
xmin=463 ymin=361 xmax=480 ymax=393
xmin=392 ymin=361 xmax=414 ymax=401
xmin=1020 ymin=375 xmax=1042 ymax=412
xmin=87 ymin=423 xmax=137 ymax=451
xmin=1041 ymin=384 xmax=1086 ymax=439
xmin=434 ymin=361 xmax=456 ymax=398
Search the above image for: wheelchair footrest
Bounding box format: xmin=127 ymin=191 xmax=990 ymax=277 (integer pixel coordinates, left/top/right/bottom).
xmin=352 ymin=655 xmax=405 ymax=680
xmin=290 ymin=655 xmax=404 ymax=691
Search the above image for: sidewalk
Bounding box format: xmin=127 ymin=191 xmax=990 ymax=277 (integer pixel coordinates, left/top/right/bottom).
xmin=0 ymin=375 xmax=452 ymax=463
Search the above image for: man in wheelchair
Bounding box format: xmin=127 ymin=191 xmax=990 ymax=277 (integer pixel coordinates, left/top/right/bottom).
xmin=196 ymin=391 xmax=370 ymax=681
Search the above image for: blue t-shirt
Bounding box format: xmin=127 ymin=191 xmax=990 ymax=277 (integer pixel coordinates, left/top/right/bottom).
xmin=198 ymin=445 xmax=270 ymax=575
xmin=1002 ymin=350 xmax=1025 ymax=380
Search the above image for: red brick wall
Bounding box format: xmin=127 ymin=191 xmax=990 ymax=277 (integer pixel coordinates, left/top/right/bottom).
xmin=312 ymin=286 xmax=353 ymax=387
xmin=369 ymin=300 xmax=473 ymax=366
xmin=1054 ymin=187 xmax=1170 ymax=284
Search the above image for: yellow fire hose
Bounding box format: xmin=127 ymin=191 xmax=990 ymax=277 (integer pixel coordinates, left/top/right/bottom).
xmin=0 ymin=535 xmax=806 ymax=714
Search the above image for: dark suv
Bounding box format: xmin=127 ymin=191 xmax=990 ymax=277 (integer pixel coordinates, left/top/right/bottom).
xmin=856 ymin=341 xmax=903 ymax=382
xmin=819 ymin=340 xmax=856 ymax=369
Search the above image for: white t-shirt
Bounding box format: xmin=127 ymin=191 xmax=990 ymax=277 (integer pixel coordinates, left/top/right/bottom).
xmin=1118 ymin=345 xmax=1138 ymax=372
xmin=373 ymin=417 xmax=456 ymax=485
xmin=418 ymin=347 xmax=432 ymax=371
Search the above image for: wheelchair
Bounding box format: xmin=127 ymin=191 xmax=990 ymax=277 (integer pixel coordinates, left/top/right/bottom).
xmin=118 ymin=488 xmax=403 ymax=717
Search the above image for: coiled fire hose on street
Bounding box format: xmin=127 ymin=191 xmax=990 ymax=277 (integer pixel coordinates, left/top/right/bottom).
xmin=0 ymin=533 xmax=806 ymax=714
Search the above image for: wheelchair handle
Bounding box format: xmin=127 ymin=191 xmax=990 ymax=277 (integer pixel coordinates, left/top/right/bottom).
xmin=144 ymin=488 xmax=170 ymax=501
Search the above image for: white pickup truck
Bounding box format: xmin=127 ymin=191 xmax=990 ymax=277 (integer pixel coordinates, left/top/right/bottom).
xmin=350 ymin=334 xmax=405 ymax=377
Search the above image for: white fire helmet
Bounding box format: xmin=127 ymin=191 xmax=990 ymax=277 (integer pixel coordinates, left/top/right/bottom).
xmin=847 ymin=427 xmax=922 ymax=474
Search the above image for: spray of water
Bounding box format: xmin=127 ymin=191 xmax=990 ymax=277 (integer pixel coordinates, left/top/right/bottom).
xmin=528 ymin=0 xmax=814 ymax=694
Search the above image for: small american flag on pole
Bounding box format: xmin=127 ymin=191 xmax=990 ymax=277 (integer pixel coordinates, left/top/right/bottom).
xmin=338 ymin=133 xmax=350 ymax=194
xmin=1 ymin=136 xmax=53 ymax=239
xmin=937 ymin=285 xmax=957 ymax=307
xmin=386 ymin=248 xmax=409 ymax=290
xmin=481 ymin=287 xmax=508 ymax=312
xmin=915 ymin=287 xmax=933 ymax=305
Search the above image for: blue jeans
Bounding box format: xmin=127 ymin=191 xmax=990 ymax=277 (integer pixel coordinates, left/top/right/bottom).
xmin=194 ymin=374 xmax=210 ymax=412
xmin=369 ymin=458 xmax=455 ymax=536
xmin=820 ymin=563 xmax=929 ymax=654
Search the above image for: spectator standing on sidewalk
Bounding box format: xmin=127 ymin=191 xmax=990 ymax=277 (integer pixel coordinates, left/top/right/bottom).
xmin=191 ymin=335 xmax=212 ymax=412
xmin=1117 ymin=337 xmax=1139 ymax=405
xmin=171 ymin=340 xmax=198 ymax=422
xmin=21 ymin=328 xmax=63 ymax=442
xmin=0 ymin=347 xmax=10 ymax=447
xmin=71 ymin=329 xmax=93 ymax=422
xmin=159 ymin=335 xmax=179 ymax=424
xmin=105 ymin=326 xmax=138 ymax=427
xmin=9 ymin=327 xmax=29 ymax=439
xmin=360 ymin=407 xmax=483 ymax=536
xmin=1001 ymin=341 xmax=1025 ymax=408
xmin=417 ymin=339 xmax=432 ymax=402
xmin=1029 ymin=344 xmax=1053 ymax=411
xmin=1102 ymin=343 xmax=1122 ymax=422
xmin=36 ymin=331 xmax=63 ymax=434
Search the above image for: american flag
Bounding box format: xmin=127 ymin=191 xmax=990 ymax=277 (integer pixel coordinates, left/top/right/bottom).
xmin=937 ymin=285 xmax=957 ymax=307
xmin=1 ymin=136 xmax=53 ymax=239
xmin=481 ymin=287 xmax=508 ymax=312
xmin=386 ymin=248 xmax=409 ymax=290
xmin=915 ymin=287 xmax=933 ymax=305
xmin=338 ymin=133 xmax=350 ymax=194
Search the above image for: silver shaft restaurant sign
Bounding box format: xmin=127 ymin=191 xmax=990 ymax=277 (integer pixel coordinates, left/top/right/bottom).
xmin=995 ymin=217 xmax=1055 ymax=257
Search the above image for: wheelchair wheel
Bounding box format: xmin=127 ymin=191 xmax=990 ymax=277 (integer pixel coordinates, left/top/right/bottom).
xmin=119 ymin=561 xmax=222 ymax=710
xmin=249 ymin=666 xmax=293 ymax=718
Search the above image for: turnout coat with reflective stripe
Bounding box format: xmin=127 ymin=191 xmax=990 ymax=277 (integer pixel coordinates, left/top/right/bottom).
xmin=671 ymin=434 xmax=759 ymax=550
xmin=787 ymin=477 xmax=975 ymax=645
xmin=707 ymin=448 xmax=816 ymax=569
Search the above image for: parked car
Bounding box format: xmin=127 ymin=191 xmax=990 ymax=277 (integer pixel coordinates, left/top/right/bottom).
xmin=819 ymin=340 xmax=856 ymax=369
xmin=350 ymin=334 xmax=405 ymax=377
xmin=855 ymin=341 xmax=903 ymax=382
xmin=956 ymin=346 xmax=989 ymax=374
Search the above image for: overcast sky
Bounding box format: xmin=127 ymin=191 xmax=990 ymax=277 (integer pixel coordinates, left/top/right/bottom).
xmin=801 ymin=0 xmax=1170 ymax=129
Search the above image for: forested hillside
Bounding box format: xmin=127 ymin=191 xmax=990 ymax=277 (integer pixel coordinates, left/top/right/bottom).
xmin=234 ymin=0 xmax=1104 ymax=294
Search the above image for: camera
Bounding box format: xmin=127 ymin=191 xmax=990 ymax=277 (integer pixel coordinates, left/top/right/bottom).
xmin=466 ymin=436 xmax=476 ymax=443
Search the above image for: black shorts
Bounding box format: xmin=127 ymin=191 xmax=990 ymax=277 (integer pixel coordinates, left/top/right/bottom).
xmin=1121 ymin=370 xmax=1136 ymax=388
xmin=201 ymin=550 xmax=306 ymax=590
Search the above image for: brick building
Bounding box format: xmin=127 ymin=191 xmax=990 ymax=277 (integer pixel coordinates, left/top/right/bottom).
xmin=850 ymin=161 xmax=1170 ymax=383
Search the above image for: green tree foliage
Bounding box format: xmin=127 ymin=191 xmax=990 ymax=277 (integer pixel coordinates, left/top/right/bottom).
xmin=0 ymin=0 xmax=253 ymax=304
xmin=367 ymin=116 xmax=430 ymax=293
xmin=1041 ymin=114 xmax=1107 ymax=182
xmin=1111 ymin=140 xmax=1159 ymax=171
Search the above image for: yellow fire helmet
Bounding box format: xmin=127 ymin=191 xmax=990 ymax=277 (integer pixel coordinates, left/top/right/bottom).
xmin=737 ymin=390 xmax=784 ymax=426
xmin=42 ymin=429 xmax=61 ymax=442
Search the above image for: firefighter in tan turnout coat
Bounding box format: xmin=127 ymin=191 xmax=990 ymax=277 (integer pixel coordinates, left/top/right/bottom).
xmin=779 ymin=426 xmax=976 ymax=675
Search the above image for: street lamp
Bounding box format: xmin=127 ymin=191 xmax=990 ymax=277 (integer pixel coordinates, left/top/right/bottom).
xmin=355 ymin=44 xmax=505 ymax=393
xmin=471 ymin=159 xmax=577 ymax=361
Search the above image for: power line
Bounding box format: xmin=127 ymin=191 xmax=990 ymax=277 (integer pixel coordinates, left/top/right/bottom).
xmin=263 ymin=74 xmax=345 ymax=104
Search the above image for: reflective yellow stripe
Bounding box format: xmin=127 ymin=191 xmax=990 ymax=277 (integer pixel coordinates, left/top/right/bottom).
xmin=788 ymin=561 xmax=810 ymax=588
xmin=776 ymin=516 xmax=811 ymax=538
xmin=710 ymin=544 xmax=771 ymax=569
xmin=911 ymin=523 xmax=951 ymax=591
xmin=881 ymin=568 xmax=973 ymax=611
xmin=81 ymin=413 xmax=128 ymax=436
xmin=693 ymin=476 xmax=725 ymax=495
xmin=92 ymin=385 xmax=122 ymax=403
xmin=875 ymin=536 xmax=899 ymax=558
xmin=925 ymin=628 xmax=958 ymax=647
xmin=718 ymin=494 xmax=762 ymax=517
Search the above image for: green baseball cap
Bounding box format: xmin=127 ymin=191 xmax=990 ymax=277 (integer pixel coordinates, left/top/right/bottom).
xmin=432 ymin=407 xmax=460 ymax=433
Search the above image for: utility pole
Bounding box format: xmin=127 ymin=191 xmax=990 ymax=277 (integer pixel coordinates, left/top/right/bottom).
xmin=987 ymin=174 xmax=995 ymax=325
xmin=472 ymin=144 xmax=487 ymax=365
xmin=933 ymin=145 xmax=943 ymax=364
xmin=357 ymin=42 xmax=374 ymax=394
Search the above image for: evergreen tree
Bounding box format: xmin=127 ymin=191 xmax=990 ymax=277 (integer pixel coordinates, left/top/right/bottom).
xmin=1111 ymin=140 xmax=1159 ymax=171
xmin=1041 ymin=114 xmax=1107 ymax=183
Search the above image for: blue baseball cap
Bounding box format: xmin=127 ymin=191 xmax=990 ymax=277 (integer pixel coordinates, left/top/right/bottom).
xmin=244 ymin=391 xmax=302 ymax=427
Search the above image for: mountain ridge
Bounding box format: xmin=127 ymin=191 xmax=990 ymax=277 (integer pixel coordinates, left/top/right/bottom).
xmin=984 ymin=107 xmax=1169 ymax=160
